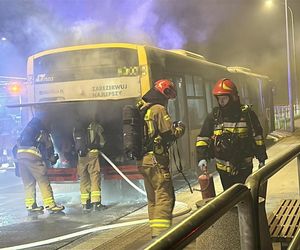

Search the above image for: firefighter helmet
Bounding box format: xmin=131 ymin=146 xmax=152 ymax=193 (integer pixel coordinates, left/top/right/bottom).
xmin=154 ymin=79 xmax=177 ymax=99
xmin=212 ymin=78 xmax=238 ymax=96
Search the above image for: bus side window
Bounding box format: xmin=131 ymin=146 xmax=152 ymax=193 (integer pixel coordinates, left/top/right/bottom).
xmin=194 ymin=76 xmax=204 ymax=97
xmin=168 ymin=98 xmax=176 ymax=121
xmin=205 ymin=80 xmax=213 ymax=113
xmin=185 ymin=74 xmax=207 ymax=129
xmin=167 ymin=76 xmax=185 ymax=121
xmin=186 ymin=75 xmax=194 ymax=96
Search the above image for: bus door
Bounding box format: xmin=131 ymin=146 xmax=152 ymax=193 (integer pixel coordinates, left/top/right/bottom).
xmin=168 ymin=75 xmax=191 ymax=174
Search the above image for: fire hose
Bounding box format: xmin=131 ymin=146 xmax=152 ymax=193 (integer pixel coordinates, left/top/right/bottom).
xmin=100 ymin=152 xmax=147 ymax=196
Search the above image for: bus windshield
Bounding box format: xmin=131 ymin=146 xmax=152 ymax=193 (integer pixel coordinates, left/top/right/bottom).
xmin=34 ymin=48 xmax=139 ymax=84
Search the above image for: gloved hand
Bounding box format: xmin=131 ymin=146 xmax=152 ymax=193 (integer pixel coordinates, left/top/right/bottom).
xmin=198 ymin=159 xmax=208 ymax=172
xmin=230 ymin=166 xmax=239 ymax=176
xmin=258 ymin=161 xmax=265 ymax=168
xmin=173 ymin=121 xmax=185 ymax=137
xmin=78 ymin=149 xmax=88 ymax=157
xmin=49 ymin=153 xmax=59 ymax=165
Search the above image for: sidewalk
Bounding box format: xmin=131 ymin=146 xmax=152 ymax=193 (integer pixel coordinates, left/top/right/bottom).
xmin=60 ymin=120 xmax=300 ymax=249
xmin=264 ymin=126 xmax=300 ymax=214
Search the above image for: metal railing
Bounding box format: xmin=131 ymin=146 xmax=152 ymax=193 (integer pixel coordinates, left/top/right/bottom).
xmin=141 ymin=184 xmax=257 ymax=250
xmin=245 ymin=144 xmax=300 ymax=249
xmin=141 ymin=144 xmax=300 ymax=250
xmin=274 ymin=104 xmax=300 ymax=130
xmin=288 ymin=227 xmax=300 ymax=250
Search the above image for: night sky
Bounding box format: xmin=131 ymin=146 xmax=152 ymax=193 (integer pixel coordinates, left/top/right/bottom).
xmin=0 ymin=0 xmax=299 ymax=104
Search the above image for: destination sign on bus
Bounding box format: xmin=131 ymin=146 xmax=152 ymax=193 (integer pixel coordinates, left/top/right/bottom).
xmin=32 ymin=76 xmax=141 ymax=102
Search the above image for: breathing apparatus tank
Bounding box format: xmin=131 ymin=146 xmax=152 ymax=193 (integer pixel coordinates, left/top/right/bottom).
xmin=122 ymin=105 xmax=144 ymax=160
xmin=73 ymin=126 xmax=88 ymax=157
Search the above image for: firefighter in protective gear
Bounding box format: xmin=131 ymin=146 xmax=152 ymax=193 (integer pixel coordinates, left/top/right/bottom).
xmin=74 ymin=121 xmax=106 ymax=212
xmin=138 ymin=79 xmax=185 ymax=238
xmin=16 ymin=115 xmax=64 ymax=213
xmin=196 ymin=78 xmax=268 ymax=190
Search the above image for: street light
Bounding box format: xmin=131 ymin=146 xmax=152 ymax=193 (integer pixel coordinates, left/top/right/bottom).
xmin=265 ymin=0 xmax=295 ymax=132
xmin=284 ymin=0 xmax=294 ymax=132
xmin=289 ymin=6 xmax=298 ymax=107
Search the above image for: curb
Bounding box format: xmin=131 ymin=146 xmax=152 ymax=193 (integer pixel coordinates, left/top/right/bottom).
xmin=267 ymin=130 xmax=293 ymax=141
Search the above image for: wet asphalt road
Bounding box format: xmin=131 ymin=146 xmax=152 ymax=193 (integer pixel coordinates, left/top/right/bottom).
xmin=0 ymin=169 xmax=147 ymax=249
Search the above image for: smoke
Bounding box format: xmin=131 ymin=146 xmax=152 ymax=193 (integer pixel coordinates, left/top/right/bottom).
xmin=1 ymin=0 xmax=229 ymax=56
xmin=0 ymin=2 xmax=265 ymax=56
xmin=0 ymin=41 xmax=24 ymax=75
xmin=0 ymin=0 xmax=299 ymax=104
xmin=0 ymin=1 xmax=271 ymax=60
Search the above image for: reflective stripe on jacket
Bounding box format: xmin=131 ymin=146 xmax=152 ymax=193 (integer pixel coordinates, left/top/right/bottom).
xmin=17 ymin=146 xmax=42 ymax=158
xmin=196 ymin=105 xmax=267 ymax=163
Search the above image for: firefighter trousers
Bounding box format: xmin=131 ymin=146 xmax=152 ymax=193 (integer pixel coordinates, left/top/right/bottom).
xmin=77 ymin=151 xmax=101 ymax=204
xmin=17 ymin=155 xmax=56 ymax=209
xmin=138 ymin=153 xmax=175 ymax=238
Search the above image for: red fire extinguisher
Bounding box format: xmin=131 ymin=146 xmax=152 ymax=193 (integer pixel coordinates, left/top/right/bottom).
xmin=196 ymin=170 xmax=216 ymax=199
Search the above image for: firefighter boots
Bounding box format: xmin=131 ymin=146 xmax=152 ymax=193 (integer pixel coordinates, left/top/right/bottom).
xmin=27 ymin=203 xmax=44 ymax=213
xmin=46 ymin=204 xmax=65 ymax=213
xmin=82 ymin=202 xmax=92 ymax=213
xmin=92 ymin=202 xmax=107 ymax=211
xmin=82 ymin=204 xmax=90 ymax=212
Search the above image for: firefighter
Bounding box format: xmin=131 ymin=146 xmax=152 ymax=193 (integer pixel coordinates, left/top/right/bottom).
xmin=138 ymin=79 xmax=185 ymax=238
xmin=73 ymin=121 xmax=106 ymax=212
xmin=196 ymin=78 xmax=268 ymax=190
xmin=15 ymin=113 xmax=64 ymax=213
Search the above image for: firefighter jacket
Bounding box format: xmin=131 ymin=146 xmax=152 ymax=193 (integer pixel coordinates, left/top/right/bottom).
xmin=196 ymin=105 xmax=268 ymax=166
xmin=143 ymin=103 xmax=184 ymax=155
xmin=17 ymin=117 xmax=56 ymax=164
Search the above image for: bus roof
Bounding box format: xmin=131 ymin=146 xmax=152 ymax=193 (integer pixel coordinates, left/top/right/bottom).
xmin=28 ymin=42 xmax=270 ymax=85
xmin=167 ymin=49 xmax=207 ymax=60
xmin=29 ymin=43 xmax=143 ymax=59
xmin=29 ymin=42 xmax=227 ymax=71
xmin=227 ymin=66 xmax=270 ymax=80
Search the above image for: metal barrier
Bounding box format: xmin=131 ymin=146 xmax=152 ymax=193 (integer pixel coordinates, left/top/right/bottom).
xmin=141 ymin=144 xmax=300 ymax=250
xmin=288 ymin=227 xmax=300 ymax=250
xmin=142 ymin=184 xmax=257 ymax=250
xmin=274 ymin=104 xmax=300 ymax=130
xmin=245 ymin=144 xmax=300 ymax=250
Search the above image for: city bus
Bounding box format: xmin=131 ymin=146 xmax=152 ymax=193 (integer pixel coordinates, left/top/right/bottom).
xmin=21 ymin=43 xmax=274 ymax=190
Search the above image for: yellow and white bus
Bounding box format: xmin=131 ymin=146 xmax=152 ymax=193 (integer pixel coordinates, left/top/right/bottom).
xmin=23 ymin=43 xmax=274 ymax=184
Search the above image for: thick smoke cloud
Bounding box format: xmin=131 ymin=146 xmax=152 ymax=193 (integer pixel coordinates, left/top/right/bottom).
xmin=0 ymin=0 xmax=299 ymax=104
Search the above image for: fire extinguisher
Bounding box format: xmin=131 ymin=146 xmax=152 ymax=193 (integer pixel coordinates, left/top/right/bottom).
xmin=194 ymin=169 xmax=216 ymax=199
